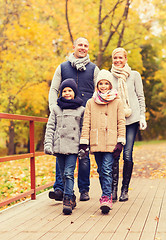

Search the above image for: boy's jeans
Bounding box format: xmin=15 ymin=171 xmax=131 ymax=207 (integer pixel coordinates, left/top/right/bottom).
xmin=53 ymin=154 xmax=90 ymax=193
xmin=94 ymin=152 xmax=114 ymax=198
xmin=56 ymin=154 xmax=77 ymax=197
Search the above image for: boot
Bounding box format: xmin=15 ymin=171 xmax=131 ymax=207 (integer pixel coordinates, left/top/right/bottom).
xmin=119 ymin=161 xmax=133 ymax=202
xmin=63 ymin=194 xmax=76 ymax=215
xmin=112 ymin=160 xmax=119 ymax=202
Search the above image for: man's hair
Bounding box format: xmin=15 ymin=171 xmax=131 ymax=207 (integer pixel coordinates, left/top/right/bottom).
xmin=74 ymin=37 xmax=89 ymax=46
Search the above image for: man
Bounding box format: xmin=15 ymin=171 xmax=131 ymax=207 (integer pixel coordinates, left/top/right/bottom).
xmin=48 ymin=37 xmax=100 ymax=201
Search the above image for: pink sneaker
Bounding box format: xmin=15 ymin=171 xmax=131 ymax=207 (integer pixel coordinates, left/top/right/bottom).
xmin=100 ymin=195 xmax=112 ymax=214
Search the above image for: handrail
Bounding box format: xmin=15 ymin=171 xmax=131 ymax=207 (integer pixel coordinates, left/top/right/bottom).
xmin=0 ymin=112 xmax=55 ymax=208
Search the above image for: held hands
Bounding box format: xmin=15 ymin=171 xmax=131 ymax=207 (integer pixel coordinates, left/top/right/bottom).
xmin=139 ymin=115 xmax=147 ymax=130
xmin=44 ymin=146 xmax=53 ymax=155
xmin=78 ymin=144 xmax=89 ymax=159
xmin=113 ymin=143 xmax=123 ymax=159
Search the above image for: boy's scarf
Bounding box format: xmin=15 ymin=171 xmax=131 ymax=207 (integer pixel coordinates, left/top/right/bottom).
xmin=68 ymin=53 xmax=90 ymax=71
xmin=93 ymin=89 xmax=118 ymax=105
xmin=111 ymin=63 xmax=132 ymax=117
xmin=57 ymin=96 xmax=83 ymax=109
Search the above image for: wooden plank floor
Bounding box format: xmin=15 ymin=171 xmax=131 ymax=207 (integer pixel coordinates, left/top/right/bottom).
xmin=0 ymin=177 xmax=166 ymax=240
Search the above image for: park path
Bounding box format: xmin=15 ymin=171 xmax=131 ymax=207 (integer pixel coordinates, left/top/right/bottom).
xmin=0 ymin=141 xmax=166 ymax=240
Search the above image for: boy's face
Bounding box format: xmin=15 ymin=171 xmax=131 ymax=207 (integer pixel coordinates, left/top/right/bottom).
xmin=62 ymin=87 xmax=75 ymax=100
xmin=98 ymin=80 xmax=112 ymax=94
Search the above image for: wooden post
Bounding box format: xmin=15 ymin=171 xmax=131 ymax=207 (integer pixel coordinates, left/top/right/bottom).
xmin=29 ymin=120 xmax=36 ymax=200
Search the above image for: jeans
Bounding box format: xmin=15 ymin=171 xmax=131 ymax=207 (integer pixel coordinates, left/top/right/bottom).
xmin=56 ymin=154 xmax=77 ymax=197
xmin=94 ymin=152 xmax=114 ymax=198
xmin=54 ymin=154 xmax=90 ymax=193
xmin=123 ymin=122 xmax=139 ymax=162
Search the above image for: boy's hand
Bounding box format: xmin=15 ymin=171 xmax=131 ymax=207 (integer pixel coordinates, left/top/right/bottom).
xmin=44 ymin=146 xmax=53 ymax=155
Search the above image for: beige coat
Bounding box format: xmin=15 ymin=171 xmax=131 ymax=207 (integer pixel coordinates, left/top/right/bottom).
xmin=80 ymin=96 xmax=126 ymax=153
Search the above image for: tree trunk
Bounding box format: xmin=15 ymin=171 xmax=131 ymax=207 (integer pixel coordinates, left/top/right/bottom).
xmin=8 ymin=120 xmax=15 ymax=155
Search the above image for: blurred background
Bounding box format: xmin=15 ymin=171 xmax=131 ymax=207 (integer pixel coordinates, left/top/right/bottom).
xmin=0 ymin=0 xmax=166 ymax=156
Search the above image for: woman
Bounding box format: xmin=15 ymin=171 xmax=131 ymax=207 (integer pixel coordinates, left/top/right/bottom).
xmin=111 ymin=47 xmax=147 ymax=202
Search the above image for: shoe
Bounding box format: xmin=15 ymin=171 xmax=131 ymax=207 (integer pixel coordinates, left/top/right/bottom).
xmin=119 ymin=161 xmax=134 ymax=202
xmin=119 ymin=188 xmax=128 ymax=202
xmin=100 ymin=196 xmax=112 ymax=214
xmin=48 ymin=189 xmax=63 ymax=201
xmin=72 ymin=194 xmax=76 ymax=209
xmin=80 ymin=191 xmax=90 ymax=201
xmin=63 ymin=195 xmax=75 ymax=215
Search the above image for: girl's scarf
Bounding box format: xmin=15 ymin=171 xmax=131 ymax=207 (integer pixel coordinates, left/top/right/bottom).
xmin=68 ymin=53 xmax=90 ymax=71
xmin=111 ymin=63 xmax=132 ymax=117
xmin=93 ymin=89 xmax=118 ymax=105
xmin=57 ymin=96 xmax=83 ymax=110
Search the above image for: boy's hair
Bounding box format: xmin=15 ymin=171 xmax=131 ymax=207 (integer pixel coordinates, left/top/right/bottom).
xmin=59 ymin=78 xmax=78 ymax=97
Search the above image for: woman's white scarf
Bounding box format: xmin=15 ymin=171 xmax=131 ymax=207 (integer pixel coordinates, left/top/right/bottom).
xmin=93 ymin=89 xmax=118 ymax=105
xmin=111 ymin=63 xmax=132 ymax=117
xmin=68 ymin=53 xmax=90 ymax=71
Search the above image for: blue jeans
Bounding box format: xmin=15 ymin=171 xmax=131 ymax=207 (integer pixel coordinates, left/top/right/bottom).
xmin=123 ymin=122 xmax=139 ymax=162
xmin=54 ymin=154 xmax=90 ymax=193
xmin=56 ymin=154 xmax=77 ymax=197
xmin=94 ymin=152 xmax=114 ymax=198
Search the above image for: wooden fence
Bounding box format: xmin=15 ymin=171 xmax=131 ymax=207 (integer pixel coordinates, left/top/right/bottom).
xmin=0 ymin=113 xmax=54 ymax=208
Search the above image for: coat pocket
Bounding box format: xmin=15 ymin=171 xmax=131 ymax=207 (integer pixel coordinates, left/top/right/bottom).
xmin=90 ymin=129 xmax=98 ymax=146
xmin=106 ymin=129 xmax=117 ymax=146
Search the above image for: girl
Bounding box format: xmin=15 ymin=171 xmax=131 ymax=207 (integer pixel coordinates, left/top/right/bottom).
xmin=44 ymin=78 xmax=84 ymax=215
xmin=79 ymin=69 xmax=126 ymax=214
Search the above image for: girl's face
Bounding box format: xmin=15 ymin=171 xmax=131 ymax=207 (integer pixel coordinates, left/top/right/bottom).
xmin=112 ymin=51 xmax=127 ymax=68
xmin=98 ymin=80 xmax=111 ymax=94
xmin=62 ymin=87 xmax=75 ymax=100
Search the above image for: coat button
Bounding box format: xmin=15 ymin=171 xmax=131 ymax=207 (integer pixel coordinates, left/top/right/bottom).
xmin=73 ymin=127 xmax=76 ymax=130
xmin=82 ymin=93 xmax=84 ymax=96
xmin=72 ymin=137 xmax=75 ymax=140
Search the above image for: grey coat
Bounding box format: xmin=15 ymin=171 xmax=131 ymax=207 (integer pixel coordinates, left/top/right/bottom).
xmin=44 ymin=105 xmax=85 ymax=155
xmin=111 ymin=70 xmax=146 ymax=125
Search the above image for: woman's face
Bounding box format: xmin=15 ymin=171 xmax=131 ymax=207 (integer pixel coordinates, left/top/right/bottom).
xmin=112 ymin=51 xmax=127 ymax=68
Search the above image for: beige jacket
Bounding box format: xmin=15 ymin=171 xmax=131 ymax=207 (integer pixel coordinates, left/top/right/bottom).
xmin=80 ymin=96 xmax=126 ymax=153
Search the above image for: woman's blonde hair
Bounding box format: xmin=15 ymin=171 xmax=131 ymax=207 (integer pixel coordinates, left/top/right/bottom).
xmin=112 ymin=47 xmax=127 ymax=59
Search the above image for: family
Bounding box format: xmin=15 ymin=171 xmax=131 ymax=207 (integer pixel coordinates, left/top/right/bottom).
xmin=44 ymin=37 xmax=147 ymax=215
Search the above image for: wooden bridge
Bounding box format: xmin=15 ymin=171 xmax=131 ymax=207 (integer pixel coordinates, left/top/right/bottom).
xmin=0 ymin=177 xmax=166 ymax=240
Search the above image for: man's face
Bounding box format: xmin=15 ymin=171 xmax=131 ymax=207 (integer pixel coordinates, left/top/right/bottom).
xmin=73 ymin=38 xmax=89 ymax=59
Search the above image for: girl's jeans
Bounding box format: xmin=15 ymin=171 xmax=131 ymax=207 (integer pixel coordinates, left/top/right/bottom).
xmin=94 ymin=152 xmax=114 ymax=198
xmin=56 ymin=154 xmax=77 ymax=198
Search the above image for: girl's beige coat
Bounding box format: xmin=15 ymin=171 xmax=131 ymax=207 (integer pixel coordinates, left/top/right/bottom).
xmin=80 ymin=96 xmax=126 ymax=153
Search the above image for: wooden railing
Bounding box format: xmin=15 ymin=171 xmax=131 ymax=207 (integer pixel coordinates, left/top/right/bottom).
xmin=0 ymin=112 xmax=54 ymax=208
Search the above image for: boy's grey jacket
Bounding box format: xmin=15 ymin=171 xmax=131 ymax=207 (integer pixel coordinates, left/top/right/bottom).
xmin=44 ymin=105 xmax=85 ymax=155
